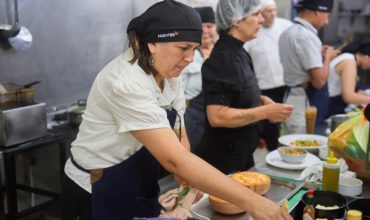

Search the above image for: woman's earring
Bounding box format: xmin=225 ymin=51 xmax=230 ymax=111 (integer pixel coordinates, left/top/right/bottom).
xmin=149 ymin=56 xmax=155 ymax=66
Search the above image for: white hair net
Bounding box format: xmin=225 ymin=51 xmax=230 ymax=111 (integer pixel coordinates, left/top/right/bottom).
xmin=260 ymin=0 xmax=276 ymax=9
xmin=216 ymin=0 xmax=262 ymax=31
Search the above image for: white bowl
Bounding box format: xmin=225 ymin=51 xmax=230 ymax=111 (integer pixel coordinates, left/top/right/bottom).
xmin=277 ymin=147 xmax=307 ymax=164
xmin=338 ymin=177 xmax=363 ymax=196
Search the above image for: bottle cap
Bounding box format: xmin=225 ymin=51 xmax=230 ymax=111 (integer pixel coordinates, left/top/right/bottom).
xmin=326 ymin=151 xmax=338 ymax=164
xmin=347 ymin=209 xmax=362 ymax=217
xmin=307 ymin=189 xmax=314 ymax=197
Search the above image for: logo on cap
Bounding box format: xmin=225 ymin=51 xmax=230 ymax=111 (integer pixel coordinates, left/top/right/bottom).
xmin=318 ymin=6 xmax=328 ymax=10
xmin=158 ymin=31 xmax=180 ymax=39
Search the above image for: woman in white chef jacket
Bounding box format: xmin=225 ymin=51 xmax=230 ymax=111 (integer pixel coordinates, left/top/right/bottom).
xmin=63 ymin=1 xmax=293 ymax=220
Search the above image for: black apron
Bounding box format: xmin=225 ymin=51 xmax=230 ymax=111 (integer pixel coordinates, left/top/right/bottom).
xmin=293 ymin=20 xmax=329 ymax=124
xmin=184 ymin=92 xmax=205 ymax=151
xmin=71 ymin=108 xmax=178 ymax=220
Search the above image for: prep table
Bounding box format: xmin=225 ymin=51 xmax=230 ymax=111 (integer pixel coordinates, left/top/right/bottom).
xmin=190 ymin=162 xmax=370 ymax=219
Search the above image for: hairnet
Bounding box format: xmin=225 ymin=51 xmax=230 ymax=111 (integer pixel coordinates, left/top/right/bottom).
xmin=260 ymin=0 xmax=276 ymax=9
xmin=216 ymin=0 xmax=262 ymax=31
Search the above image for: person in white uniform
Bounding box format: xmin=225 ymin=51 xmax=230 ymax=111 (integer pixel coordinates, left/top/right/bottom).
xmin=279 ymin=0 xmax=339 ymax=134
xmin=244 ymin=0 xmax=292 ymax=151
xmin=63 ymin=1 xmax=293 ymax=220
xmin=327 ymin=38 xmax=370 ymax=117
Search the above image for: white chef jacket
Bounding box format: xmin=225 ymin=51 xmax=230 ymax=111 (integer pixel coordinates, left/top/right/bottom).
xmin=65 ymin=49 xmax=186 ymax=192
xmin=244 ymin=17 xmax=292 ymax=90
xmin=181 ymin=49 xmax=203 ymax=100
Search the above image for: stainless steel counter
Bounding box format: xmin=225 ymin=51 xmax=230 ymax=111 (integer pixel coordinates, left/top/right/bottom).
xmin=190 ymin=163 xmax=305 ymax=219
xmin=190 ymin=162 xmax=370 ymax=219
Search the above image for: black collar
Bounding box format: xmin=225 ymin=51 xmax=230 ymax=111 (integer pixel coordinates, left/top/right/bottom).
xmin=219 ymin=31 xmax=245 ymax=50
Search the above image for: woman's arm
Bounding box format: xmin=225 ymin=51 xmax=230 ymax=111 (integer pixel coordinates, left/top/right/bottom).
xmin=206 ymin=103 xmax=293 ymax=128
xmin=174 ymin=126 xmax=190 ymax=151
xmin=337 ymin=59 xmax=370 ymax=105
xmin=131 ymin=128 xmax=292 ymax=220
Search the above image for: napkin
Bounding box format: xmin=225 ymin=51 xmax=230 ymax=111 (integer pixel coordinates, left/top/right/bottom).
xmin=158 ymin=184 xmax=200 ymax=220
xmin=299 ymin=158 xmax=355 ymax=182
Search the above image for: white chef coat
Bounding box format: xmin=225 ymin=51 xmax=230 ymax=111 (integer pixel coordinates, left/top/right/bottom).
xmin=181 ymin=49 xmax=203 ymax=100
xmin=65 ymin=49 xmax=186 ymax=192
xmin=328 ymin=53 xmax=355 ymax=97
xmin=244 ymin=17 xmax=292 ymax=90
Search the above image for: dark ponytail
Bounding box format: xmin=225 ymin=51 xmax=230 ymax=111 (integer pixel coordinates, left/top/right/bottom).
xmin=341 ymin=37 xmax=370 ymax=56
xmin=127 ymin=31 xmax=155 ymax=75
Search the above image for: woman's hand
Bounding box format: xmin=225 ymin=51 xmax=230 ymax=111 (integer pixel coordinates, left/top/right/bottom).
xmin=260 ymin=95 xmax=275 ymax=106
xmin=264 ymin=103 xmax=294 ymax=123
xmin=248 ymin=195 xmax=293 ymax=220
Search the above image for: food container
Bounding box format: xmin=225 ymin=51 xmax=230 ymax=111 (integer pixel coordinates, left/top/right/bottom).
xmin=278 ymin=146 xmax=307 ymax=164
xmin=209 ymin=171 xmax=271 ymax=215
xmin=338 ymin=177 xmax=363 ymax=196
xmin=301 ymin=190 xmax=347 ymax=219
xmin=347 ymin=198 xmax=370 ymax=219
xmin=330 ymin=114 xmax=350 ymax=132
xmin=0 ymin=103 xmax=47 ymax=147
xmin=209 ymin=195 xmax=244 ymax=215
xmin=68 ymin=100 xmax=86 ymax=126
xmin=0 ymin=82 xmax=38 ymax=109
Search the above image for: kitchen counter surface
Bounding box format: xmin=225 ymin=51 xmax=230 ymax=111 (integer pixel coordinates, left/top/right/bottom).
xmin=190 ymin=161 xmax=370 ymax=219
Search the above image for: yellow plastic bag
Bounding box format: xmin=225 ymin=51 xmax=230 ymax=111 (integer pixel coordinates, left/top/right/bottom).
xmin=328 ymin=110 xmax=370 ymax=180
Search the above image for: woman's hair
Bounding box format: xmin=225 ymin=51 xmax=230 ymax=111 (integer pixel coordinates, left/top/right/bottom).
xmin=127 ymin=30 xmax=155 ymax=75
xmin=341 ymin=37 xmax=370 ymax=56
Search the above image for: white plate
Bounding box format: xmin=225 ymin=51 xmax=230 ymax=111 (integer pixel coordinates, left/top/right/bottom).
xmin=265 ymin=150 xmax=321 ymax=170
xmin=278 ymin=134 xmax=328 ymax=150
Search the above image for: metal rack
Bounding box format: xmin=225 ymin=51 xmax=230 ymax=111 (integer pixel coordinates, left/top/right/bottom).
xmin=0 ymin=133 xmax=66 ymax=220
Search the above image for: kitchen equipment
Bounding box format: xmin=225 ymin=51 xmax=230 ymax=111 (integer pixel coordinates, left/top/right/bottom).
xmin=191 ymin=177 xmax=304 ymax=218
xmin=330 ymin=114 xmax=350 ymax=132
xmin=347 ymin=198 xmax=370 ymax=219
xmin=0 ymin=0 xmax=20 ymax=38
xmin=0 ymin=0 xmax=32 ymax=50
xmin=338 ymin=177 xmax=363 ymax=196
xmin=0 ymin=103 xmax=47 ymax=147
xmin=301 ymin=190 xmax=347 ymax=220
xmin=0 ymin=81 xmax=40 ymax=109
xmin=68 ymin=100 xmax=86 ymax=126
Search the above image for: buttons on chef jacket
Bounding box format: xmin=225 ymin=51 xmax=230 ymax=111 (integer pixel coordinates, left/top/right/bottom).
xmin=220 ymin=94 xmax=225 ymax=104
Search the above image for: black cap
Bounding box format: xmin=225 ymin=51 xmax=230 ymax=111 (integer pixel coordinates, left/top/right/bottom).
xmin=195 ymin=7 xmax=215 ymax=23
xmin=127 ymin=0 xmax=202 ymax=44
xmin=295 ymin=0 xmax=334 ymax=13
